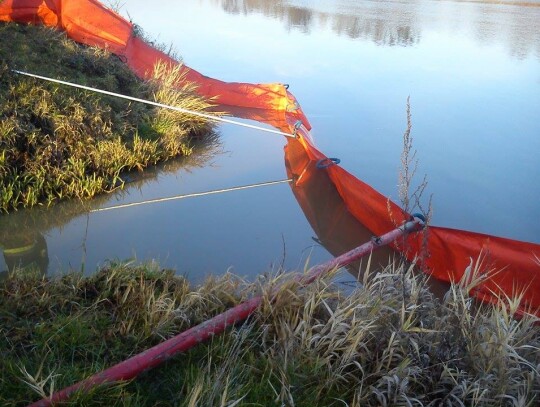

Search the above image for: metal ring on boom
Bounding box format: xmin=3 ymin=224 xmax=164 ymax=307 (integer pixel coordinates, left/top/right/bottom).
xmin=316 ymin=157 xmax=341 ymax=169
xmin=412 ymin=213 xmax=427 ymax=224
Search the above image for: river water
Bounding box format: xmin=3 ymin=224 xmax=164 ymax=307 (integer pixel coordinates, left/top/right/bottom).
xmin=1 ymin=0 xmax=539 ymax=282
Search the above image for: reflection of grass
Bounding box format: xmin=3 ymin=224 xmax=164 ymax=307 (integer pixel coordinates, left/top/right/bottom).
xmin=0 ymin=23 xmax=217 ymax=212
xmin=1 ymin=260 xmax=537 ymax=405
xmin=0 ymin=132 xmax=222 ymax=246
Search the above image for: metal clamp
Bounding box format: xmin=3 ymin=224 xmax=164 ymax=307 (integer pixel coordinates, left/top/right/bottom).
xmin=292 ymin=120 xmax=303 ymax=138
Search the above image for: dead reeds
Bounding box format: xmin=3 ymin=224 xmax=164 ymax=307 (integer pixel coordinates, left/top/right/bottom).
xmin=1 ymin=259 xmax=537 ymax=406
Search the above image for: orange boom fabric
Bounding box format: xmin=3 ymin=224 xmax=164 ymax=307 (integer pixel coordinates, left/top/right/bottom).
xmin=0 ymin=0 xmax=311 ymax=128
xmin=290 ymin=129 xmax=540 ymax=318
xmin=1 ymin=0 xmax=538 ymax=318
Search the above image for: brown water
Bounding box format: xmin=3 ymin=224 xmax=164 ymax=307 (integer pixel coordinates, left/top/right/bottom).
xmin=1 ymin=0 xmax=539 ymax=282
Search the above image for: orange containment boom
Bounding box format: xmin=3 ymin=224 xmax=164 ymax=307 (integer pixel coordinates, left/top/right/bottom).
xmin=1 ymin=0 xmax=539 ymax=319
xmin=0 ymin=0 xmax=310 ymax=128
xmin=291 ymin=132 xmax=540 ymax=319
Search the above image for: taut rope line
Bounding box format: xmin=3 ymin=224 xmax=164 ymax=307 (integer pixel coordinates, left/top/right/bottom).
xmin=90 ymin=178 xmax=293 ymax=213
xmin=12 ymin=70 xmax=296 ymax=138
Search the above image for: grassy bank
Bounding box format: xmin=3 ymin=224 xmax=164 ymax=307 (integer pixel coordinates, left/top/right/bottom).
xmin=1 ymin=261 xmax=538 ymax=406
xmin=0 ymin=22 xmax=217 ymax=212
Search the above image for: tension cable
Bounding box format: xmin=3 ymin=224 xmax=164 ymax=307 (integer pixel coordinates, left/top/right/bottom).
xmin=12 ymin=70 xmax=297 ymax=138
xmin=90 ymin=178 xmax=293 ymax=213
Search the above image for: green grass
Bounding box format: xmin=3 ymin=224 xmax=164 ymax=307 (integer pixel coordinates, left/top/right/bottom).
xmin=0 ymin=22 xmax=218 ymax=212
xmin=1 ymin=259 xmax=538 ymax=406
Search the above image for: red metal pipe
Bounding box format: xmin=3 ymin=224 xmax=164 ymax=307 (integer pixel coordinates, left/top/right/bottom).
xmin=28 ymin=219 xmax=423 ymax=407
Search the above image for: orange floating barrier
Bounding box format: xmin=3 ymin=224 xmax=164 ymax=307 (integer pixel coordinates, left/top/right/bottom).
xmin=287 ymin=130 xmax=540 ymax=318
xmin=3 ymin=1 xmax=539 ymax=404
xmin=1 ymin=0 xmax=538 ymax=317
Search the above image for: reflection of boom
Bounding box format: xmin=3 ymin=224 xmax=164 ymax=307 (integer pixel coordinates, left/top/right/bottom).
xmin=0 ymin=233 xmax=48 ymax=277
xmin=292 ymin=130 xmax=540 ymax=319
xmin=1 ymin=0 xmax=539 ymax=318
xmin=284 ymin=138 xmax=395 ymax=275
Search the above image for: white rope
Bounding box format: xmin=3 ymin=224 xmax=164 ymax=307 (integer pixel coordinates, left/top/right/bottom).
xmin=90 ymin=178 xmax=293 ymax=213
xmin=12 ymin=70 xmax=296 ymax=138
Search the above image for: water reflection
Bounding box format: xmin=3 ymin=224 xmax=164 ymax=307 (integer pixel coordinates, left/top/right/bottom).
xmin=283 ymin=130 xmax=450 ymax=298
xmin=0 ymin=230 xmax=48 ymax=278
xmin=210 ymin=0 xmax=540 ymax=57
xmin=219 ymin=101 xmax=393 ymax=274
xmin=284 ymin=137 xmax=394 ymax=277
xmin=0 ymin=136 xmax=222 ymax=276
xmin=213 ymin=0 xmax=420 ymax=46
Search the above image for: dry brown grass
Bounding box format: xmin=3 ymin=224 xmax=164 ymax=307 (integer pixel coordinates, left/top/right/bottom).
xmin=2 ymin=258 xmax=537 ymax=406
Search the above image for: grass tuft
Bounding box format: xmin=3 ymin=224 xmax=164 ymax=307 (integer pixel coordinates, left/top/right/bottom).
xmin=1 ymin=259 xmax=538 ymax=406
xmin=0 ymin=22 xmax=218 ymax=212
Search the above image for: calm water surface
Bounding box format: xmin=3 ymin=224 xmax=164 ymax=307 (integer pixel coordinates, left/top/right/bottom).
xmin=1 ymin=0 xmax=539 ymax=281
